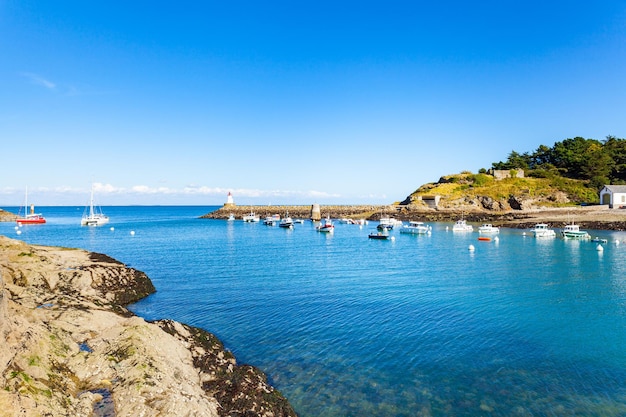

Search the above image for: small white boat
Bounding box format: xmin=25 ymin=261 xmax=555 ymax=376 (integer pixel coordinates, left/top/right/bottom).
xmin=378 ymin=216 xmax=402 ymax=230
xmin=316 ymin=217 xmax=334 ymax=233
xmin=340 ymin=218 xmax=366 ymax=225
xmin=561 ymin=224 xmax=590 ymax=239
xmin=81 ymin=185 xmax=109 ymax=227
xmin=400 ymin=221 xmax=431 ymax=235
xmin=263 ymin=214 xmax=280 ymax=226
xmin=452 ymin=219 xmax=473 ymax=232
xmin=279 ymin=214 xmax=294 ymax=228
xmin=242 ymin=212 xmax=260 ymax=222
xmin=478 ymin=224 xmax=499 ymax=234
xmin=369 ymin=229 xmax=391 ymax=240
xmin=530 ymin=223 xmax=556 ymax=238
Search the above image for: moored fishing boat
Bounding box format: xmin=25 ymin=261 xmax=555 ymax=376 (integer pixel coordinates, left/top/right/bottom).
xmin=530 ymin=223 xmax=556 ymax=238
xmin=263 ymin=214 xmax=280 ymax=226
xmin=369 ymin=229 xmax=391 ymax=240
xmin=378 ymin=216 xmax=402 ymax=230
xmin=279 ymin=213 xmax=294 ymax=228
xmin=242 ymin=212 xmax=260 ymax=222
xmin=315 ymin=217 xmax=334 ymax=233
xmin=452 ymin=219 xmax=473 ymax=232
xmin=478 ymin=224 xmax=499 ymax=234
xmin=561 ymin=223 xmax=590 ymax=239
xmin=400 ymin=221 xmax=431 ymax=235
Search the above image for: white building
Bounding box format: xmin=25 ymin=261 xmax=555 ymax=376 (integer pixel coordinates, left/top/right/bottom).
xmin=600 ymin=185 xmax=626 ymax=208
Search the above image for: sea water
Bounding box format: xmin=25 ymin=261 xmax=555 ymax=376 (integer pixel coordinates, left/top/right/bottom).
xmin=2 ymin=205 xmax=626 ymax=416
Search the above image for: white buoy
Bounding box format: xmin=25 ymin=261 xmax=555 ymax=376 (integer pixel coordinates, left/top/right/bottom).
xmin=446 ymin=226 xmax=449 ymax=231
xmin=522 ymin=232 xmax=526 ymax=236
xmin=390 ymin=236 xmax=395 ymax=241
xmin=615 ymin=240 xmax=620 ymax=245
xmin=14 ymin=226 xmax=19 ymax=230
xmin=110 ymin=227 xmax=115 ymax=231
xmin=596 ymin=244 xmax=604 ymax=251
xmin=494 ymin=236 xmax=499 ymax=242
xmin=130 ymin=230 xmax=135 ymax=236
xmin=16 ymin=230 xmax=21 ymax=235
xmin=468 ymin=244 xmax=475 ymax=251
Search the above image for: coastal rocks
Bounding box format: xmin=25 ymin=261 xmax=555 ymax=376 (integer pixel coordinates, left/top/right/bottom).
xmin=0 ymin=235 xmax=296 ymax=417
xmin=0 ymin=209 xmax=17 ymax=222
xmin=157 ymin=320 xmax=296 ymax=417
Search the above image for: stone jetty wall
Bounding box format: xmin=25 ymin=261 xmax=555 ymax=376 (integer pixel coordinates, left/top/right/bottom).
xmin=201 ymin=204 xmax=399 ymax=220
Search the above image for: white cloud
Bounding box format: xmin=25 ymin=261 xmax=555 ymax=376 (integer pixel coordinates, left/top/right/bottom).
xmin=21 ymin=72 xmax=56 ymax=90
xmin=0 ymin=184 xmax=361 ymax=205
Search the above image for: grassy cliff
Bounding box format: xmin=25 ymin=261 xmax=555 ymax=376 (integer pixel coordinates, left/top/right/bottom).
xmin=404 ymin=171 xmax=599 ymax=210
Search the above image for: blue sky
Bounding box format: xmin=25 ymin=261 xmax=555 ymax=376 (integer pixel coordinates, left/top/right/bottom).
xmin=2 ymin=1 xmax=626 ymax=206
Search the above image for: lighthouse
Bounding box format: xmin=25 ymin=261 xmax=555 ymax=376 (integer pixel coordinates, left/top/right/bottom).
xmin=224 ymin=192 xmax=235 ymax=207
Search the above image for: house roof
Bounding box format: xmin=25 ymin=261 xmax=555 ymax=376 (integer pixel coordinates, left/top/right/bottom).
xmin=603 ymin=185 xmax=626 ymax=193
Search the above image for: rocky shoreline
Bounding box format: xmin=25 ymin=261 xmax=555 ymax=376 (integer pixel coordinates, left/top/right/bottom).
xmin=0 ymin=235 xmax=296 ymax=417
xmin=203 ymin=204 xmax=626 ymax=231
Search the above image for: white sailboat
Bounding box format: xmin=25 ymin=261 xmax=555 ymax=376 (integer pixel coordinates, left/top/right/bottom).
xmin=81 ymin=185 xmax=109 ymax=226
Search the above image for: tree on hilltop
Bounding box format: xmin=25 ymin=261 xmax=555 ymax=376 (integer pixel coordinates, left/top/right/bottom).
xmin=491 ymin=135 xmax=626 ymax=189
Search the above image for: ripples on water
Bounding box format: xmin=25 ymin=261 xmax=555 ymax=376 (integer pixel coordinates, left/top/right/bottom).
xmin=4 ymin=206 xmax=626 ymax=416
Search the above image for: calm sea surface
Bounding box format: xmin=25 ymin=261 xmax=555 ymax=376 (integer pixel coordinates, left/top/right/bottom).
xmin=2 ymin=205 xmax=626 ymax=416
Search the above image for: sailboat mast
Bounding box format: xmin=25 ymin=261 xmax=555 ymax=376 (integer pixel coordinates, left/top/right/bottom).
xmin=89 ymin=185 xmax=95 ymax=217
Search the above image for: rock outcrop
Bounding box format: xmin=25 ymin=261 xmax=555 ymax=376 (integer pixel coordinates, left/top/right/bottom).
xmin=0 ymin=236 xmax=296 ymax=417
xmin=0 ymin=209 xmax=17 ymax=222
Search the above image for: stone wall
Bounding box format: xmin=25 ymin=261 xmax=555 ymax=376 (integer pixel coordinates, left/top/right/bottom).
xmin=202 ymin=205 xmax=397 ymax=220
xmin=490 ymin=169 xmax=525 ymax=180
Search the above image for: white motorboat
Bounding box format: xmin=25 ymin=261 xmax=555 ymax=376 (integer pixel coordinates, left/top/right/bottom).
xmin=378 ymin=216 xmax=402 ymax=230
xmin=452 ymin=219 xmax=473 ymax=232
xmin=279 ymin=214 xmax=294 ymax=228
xmin=530 ymin=223 xmax=556 ymax=238
xmin=400 ymin=221 xmax=431 ymax=234
xmin=478 ymin=224 xmax=499 ymax=234
xmin=264 ymin=214 xmax=280 ymax=226
xmin=316 ymin=217 xmax=334 ymax=233
xmin=243 ymin=212 xmax=260 ymax=222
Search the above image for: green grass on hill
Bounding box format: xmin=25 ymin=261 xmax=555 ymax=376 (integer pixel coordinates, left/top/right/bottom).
xmin=410 ymin=171 xmax=599 ymax=206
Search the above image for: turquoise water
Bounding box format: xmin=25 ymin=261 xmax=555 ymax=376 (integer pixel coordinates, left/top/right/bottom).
xmin=2 ymin=206 xmax=626 ymax=416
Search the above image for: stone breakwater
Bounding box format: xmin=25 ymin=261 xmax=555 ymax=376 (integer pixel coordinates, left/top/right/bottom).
xmin=203 ymin=204 xmax=626 ymax=231
xmin=202 ymin=205 xmax=399 ymax=220
xmin=0 ymin=235 xmax=296 ymax=417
